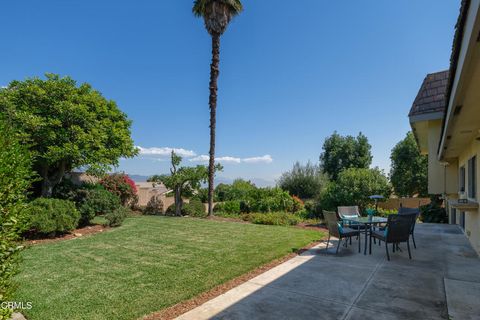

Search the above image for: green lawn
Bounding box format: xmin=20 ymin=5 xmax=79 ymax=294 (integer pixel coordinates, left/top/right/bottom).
xmin=15 ymin=216 xmax=322 ymax=320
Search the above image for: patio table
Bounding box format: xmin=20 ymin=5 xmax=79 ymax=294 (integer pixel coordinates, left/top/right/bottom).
xmin=342 ymin=216 xmax=388 ymax=255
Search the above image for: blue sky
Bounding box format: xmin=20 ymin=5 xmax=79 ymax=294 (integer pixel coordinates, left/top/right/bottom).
xmin=0 ymin=1 xmax=459 ymax=185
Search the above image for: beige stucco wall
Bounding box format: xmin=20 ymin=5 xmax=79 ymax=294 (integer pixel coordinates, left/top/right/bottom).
xmin=454 ymin=138 xmax=480 ymax=253
xmin=427 ymin=120 xmax=458 ymax=195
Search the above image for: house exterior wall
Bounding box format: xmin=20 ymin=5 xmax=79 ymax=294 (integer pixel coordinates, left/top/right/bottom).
xmin=426 ymin=120 xmax=458 ymax=195
xmin=452 ymin=138 xmax=480 ymax=253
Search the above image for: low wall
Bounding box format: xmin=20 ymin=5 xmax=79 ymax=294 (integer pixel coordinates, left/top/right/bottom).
xmin=378 ymin=198 xmax=431 ymax=210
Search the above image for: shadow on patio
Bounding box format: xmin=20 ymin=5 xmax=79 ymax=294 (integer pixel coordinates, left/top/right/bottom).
xmin=177 ymin=224 xmax=480 ymax=320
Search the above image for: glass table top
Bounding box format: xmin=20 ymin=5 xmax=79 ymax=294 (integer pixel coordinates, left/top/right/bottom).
xmin=342 ymin=216 xmax=388 ymax=224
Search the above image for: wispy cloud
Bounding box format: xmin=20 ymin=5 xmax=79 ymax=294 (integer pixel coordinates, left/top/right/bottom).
xmin=189 ymin=154 xmax=273 ymax=164
xmin=137 ymin=146 xmax=196 ymax=158
xmin=243 ymin=155 xmax=273 ymax=164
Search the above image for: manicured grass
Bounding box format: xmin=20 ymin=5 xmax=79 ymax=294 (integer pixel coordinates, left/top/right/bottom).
xmin=15 ymin=216 xmax=323 ymax=320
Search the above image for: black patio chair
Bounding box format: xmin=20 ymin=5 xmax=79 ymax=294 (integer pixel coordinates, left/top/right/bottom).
xmin=369 ymin=214 xmax=416 ymax=261
xmin=398 ymin=207 xmax=420 ymax=249
xmin=324 ymin=210 xmax=361 ymax=254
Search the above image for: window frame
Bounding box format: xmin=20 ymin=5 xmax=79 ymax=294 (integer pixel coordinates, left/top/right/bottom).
xmin=467 ymin=156 xmax=477 ymax=200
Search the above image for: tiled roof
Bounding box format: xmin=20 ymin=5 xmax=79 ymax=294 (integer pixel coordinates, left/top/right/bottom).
xmin=409 ymin=70 xmax=449 ymax=117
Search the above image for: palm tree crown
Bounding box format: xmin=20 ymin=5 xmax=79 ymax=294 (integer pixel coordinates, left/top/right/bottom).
xmin=193 ymin=0 xmax=243 ymax=35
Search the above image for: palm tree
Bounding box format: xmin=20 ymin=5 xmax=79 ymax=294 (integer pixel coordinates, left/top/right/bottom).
xmin=193 ymin=0 xmax=243 ymax=216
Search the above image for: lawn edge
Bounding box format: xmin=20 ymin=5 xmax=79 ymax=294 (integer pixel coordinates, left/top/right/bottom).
xmin=140 ymin=237 xmax=325 ymax=320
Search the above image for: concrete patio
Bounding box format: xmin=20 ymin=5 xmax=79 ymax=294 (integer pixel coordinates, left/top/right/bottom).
xmin=177 ymin=224 xmax=480 ymax=320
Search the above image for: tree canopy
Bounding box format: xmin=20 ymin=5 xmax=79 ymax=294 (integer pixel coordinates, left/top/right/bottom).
xmin=390 ymin=131 xmax=428 ymax=197
xmin=319 ymin=132 xmax=372 ymax=180
xmin=0 ymin=74 xmax=137 ymax=197
xmin=278 ymin=161 xmax=328 ymax=199
xmin=320 ymin=167 xmax=391 ymax=213
xmin=193 ymin=0 xmax=243 ymax=35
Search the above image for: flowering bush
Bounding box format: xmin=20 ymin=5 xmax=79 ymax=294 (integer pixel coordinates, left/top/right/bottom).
xmin=100 ymin=173 xmax=138 ymax=207
xmin=291 ymin=195 xmax=304 ymax=213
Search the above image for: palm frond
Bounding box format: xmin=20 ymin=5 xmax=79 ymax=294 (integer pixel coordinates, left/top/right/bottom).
xmin=193 ymin=0 xmax=243 ymax=17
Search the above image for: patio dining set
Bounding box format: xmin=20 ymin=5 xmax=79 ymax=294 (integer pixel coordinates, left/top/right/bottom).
xmin=323 ymin=206 xmax=420 ymax=261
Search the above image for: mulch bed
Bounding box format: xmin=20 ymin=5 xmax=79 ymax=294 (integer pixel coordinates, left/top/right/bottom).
xmin=142 ymin=234 xmax=326 ymax=320
xmin=24 ymin=224 xmax=109 ymax=246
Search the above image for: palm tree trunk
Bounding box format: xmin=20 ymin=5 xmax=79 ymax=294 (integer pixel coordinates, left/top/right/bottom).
xmin=207 ymin=33 xmax=221 ymax=216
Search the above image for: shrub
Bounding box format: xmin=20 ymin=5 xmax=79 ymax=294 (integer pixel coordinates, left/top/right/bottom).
xmin=304 ymin=199 xmax=323 ymax=219
xmin=213 ymin=200 xmax=241 ymax=214
xmin=247 ymin=212 xmax=301 ymax=226
xmin=144 ymin=196 xmax=164 ymax=215
xmin=420 ymin=195 xmax=447 ymax=223
xmin=291 ymin=196 xmax=304 ymax=213
xmin=24 ymin=198 xmax=80 ymax=236
xmin=375 ymin=208 xmax=398 ymax=217
xmin=182 ymin=199 xmax=206 ymax=217
xmin=320 ymin=168 xmax=391 ymax=212
xmin=0 ymin=120 xmax=35 ymax=319
xmin=100 ymin=173 xmax=138 ymax=207
xmin=78 ymin=187 xmax=121 ymax=225
xmin=278 ymin=161 xmax=328 ymax=199
xmin=105 ymin=206 xmax=129 ymax=227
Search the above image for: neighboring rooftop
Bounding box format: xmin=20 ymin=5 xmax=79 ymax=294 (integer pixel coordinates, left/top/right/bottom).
xmin=409 ymin=70 xmax=449 ymax=118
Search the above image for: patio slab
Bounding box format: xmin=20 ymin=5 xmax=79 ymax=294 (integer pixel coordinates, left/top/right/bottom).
xmin=176 ymin=224 xmax=480 ymax=320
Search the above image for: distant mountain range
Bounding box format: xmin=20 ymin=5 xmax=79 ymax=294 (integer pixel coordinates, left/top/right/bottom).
xmin=129 ymin=174 xmax=275 ymax=187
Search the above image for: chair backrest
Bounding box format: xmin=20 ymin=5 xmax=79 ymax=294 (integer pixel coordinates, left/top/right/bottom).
xmin=398 ymin=207 xmax=420 ymax=215
xmin=338 ymin=206 xmax=360 ymax=219
xmin=385 ymin=214 xmax=416 ymax=243
xmin=323 ymin=210 xmax=340 ymax=238
xmin=398 ymin=207 xmax=420 ymax=233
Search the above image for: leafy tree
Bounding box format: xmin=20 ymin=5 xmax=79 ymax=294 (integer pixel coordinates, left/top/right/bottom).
xmin=193 ymin=0 xmax=243 ymax=216
xmin=320 ymin=132 xmax=372 ymax=180
xmin=278 ymin=161 xmax=328 ymax=199
xmin=390 ymin=132 xmax=428 ymax=197
xmin=215 ymin=179 xmax=256 ymax=202
xmin=149 ymin=151 xmax=222 ymax=216
xmin=0 ymin=74 xmax=137 ymax=197
xmin=320 ymin=168 xmax=391 ymax=213
xmin=0 ymin=120 xmax=35 ymax=319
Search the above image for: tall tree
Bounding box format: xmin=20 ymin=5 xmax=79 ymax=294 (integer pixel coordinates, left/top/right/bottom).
xmin=320 ymin=132 xmax=372 ymax=180
xmin=150 ymin=151 xmax=221 ymax=216
xmin=193 ymin=0 xmax=243 ymax=216
xmin=278 ymin=161 xmax=328 ymax=199
xmin=0 ymin=74 xmax=137 ymax=197
xmin=390 ymin=132 xmax=428 ymax=197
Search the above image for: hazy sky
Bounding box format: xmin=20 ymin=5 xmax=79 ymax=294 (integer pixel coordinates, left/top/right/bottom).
xmin=0 ymin=1 xmax=460 ymax=184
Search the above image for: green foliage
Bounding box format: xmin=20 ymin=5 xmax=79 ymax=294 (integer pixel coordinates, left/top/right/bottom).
xmin=78 ymin=187 xmax=121 ymax=226
xmin=375 ymin=208 xmax=398 ymax=217
xmin=150 ymin=151 xmax=221 ymax=216
xmin=213 ymin=200 xmax=241 ymax=214
xmin=104 ymin=206 xmax=129 ymax=227
xmin=390 ymin=131 xmax=428 ymax=197
xmin=166 ymin=200 xmax=206 ymax=217
xmin=278 ymin=161 xmax=328 ymax=199
xmin=0 ymin=120 xmax=35 ymax=319
xmin=0 ymin=74 xmax=137 ymax=196
xmin=320 ymin=168 xmax=391 ymax=213
xmin=420 ymin=195 xmax=447 ymax=223
xmin=24 ymin=198 xmax=80 ymax=236
xmin=143 ymin=196 xmax=164 ymax=216
xmin=215 ymin=179 xmax=256 ymax=202
xmin=246 ymin=212 xmax=302 ymax=226
xmin=100 ymin=173 xmax=138 ymax=207
xmin=320 ymin=132 xmax=372 ymax=180
xmin=182 ymin=199 xmax=206 ymax=217
xmin=304 ymin=199 xmax=323 ymax=219
xmin=192 ymin=0 xmax=243 ymax=35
